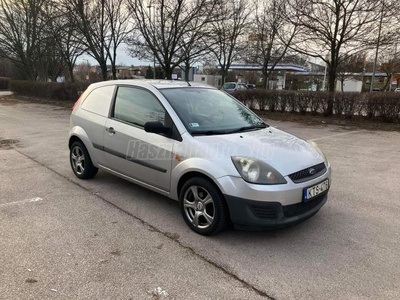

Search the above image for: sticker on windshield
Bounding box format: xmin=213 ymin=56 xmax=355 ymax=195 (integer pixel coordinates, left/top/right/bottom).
xmin=189 ymin=123 xmax=200 ymax=128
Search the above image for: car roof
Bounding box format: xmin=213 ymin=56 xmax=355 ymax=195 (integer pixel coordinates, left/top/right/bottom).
xmin=88 ymin=79 xmax=215 ymax=90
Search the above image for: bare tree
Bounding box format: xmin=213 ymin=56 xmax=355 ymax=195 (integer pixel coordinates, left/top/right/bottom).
xmin=208 ymin=0 xmax=250 ymax=85
xmin=104 ymin=0 xmax=130 ymax=79
xmin=36 ymin=37 xmax=66 ymax=81
xmin=365 ymin=1 xmax=398 ymax=91
xmin=246 ymin=0 xmax=298 ymax=89
xmin=178 ymin=27 xmax=212 ymax=81
xmin=127 ymin=0 xmax=219 ymax=79
xmin=0 ymin=0 xmax=51 ymax=80
xmin=66 ymin=0 xmax=110 ymax=80
xmin=289 ymin=0 xmax=381 ymax=114
xmin=45 ymin=5 xmax=86 ymax=82
xmin=0 ymin=58 xmax=15 ymax=78
xmin=336 ymin=53 xmax=366 ymax=92
xmin=379 ymin=45 xmax=400 ymax=90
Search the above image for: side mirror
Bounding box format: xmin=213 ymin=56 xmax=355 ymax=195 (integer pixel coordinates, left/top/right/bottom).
xmin=144 ymin=121 xmax=169 ymax=135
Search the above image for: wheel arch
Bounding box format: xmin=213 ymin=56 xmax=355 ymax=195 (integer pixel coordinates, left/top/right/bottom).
xmin=68 ymin=126 xmax=99 ymax=167
xmin=176 ymin=171 xmax=225 ymax=202
xmin=170 ymin=158 xmax=235 ymax=201
xmin=68 ymin=135 xmax=83 ymax=149
xmin=178 ymin=171 xmax=231 ymax=235
xmin=68 ymin=126 xmax=92 ymax=151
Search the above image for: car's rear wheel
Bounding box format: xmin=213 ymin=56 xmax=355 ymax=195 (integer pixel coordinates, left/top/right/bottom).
xmin=70 ymin=141 xmax=98 ymax=179
xmin=180 ymin=177 xmax=229 ymax=235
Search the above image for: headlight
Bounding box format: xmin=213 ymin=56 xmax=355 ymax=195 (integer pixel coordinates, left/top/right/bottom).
xmin=231 ymin=156 xmax=287 ymax=185
xmin=309 ymin=141 xmax=328 ymax=163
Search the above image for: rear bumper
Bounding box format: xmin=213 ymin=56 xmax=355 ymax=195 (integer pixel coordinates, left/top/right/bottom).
xmin=224 ymin=192 xmax=328 ymax=230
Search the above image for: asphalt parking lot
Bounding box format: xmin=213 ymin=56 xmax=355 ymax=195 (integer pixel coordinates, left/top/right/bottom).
xmin=1 ymin=95 xmax=399 ymax=299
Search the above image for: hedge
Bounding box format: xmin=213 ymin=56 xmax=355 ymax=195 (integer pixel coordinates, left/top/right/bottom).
xmin=0 ymin=77 xmax=10 ymax=90
xmin=7 ymin=80 xmax=400 ymax=123
xmin=236 ymin=90 xmax=400 ymax=123
xmin=9 ymin=80 xmax=89 ymax=101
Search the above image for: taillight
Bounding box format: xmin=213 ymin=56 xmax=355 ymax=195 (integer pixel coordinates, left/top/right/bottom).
xmin=72 ymin=95 xmax=82 ymax=111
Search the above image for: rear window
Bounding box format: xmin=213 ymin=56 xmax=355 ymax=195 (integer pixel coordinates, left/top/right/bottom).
xmin=223 ymin=83 xmax=236 ymax=89
xmin=81 ymin=85 xmax=115 ymax=117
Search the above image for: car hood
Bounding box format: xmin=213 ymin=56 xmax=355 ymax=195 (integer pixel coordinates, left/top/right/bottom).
xmin=193 ymin=127 xmax=324 ymax=176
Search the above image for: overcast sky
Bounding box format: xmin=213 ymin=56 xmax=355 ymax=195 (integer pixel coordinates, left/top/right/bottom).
xmin=76 ymin=46 xmax=150 ymax=66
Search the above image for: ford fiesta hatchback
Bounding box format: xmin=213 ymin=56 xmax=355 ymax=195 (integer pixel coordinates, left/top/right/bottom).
xmin=69 ymin=80 xmax=331 ymax=235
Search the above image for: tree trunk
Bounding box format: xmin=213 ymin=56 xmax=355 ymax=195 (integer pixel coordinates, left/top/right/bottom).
xmin=164 ymin=66 xmax=172 ymax=79
xmin=326 ymin=65 xmax=337 ymax=116
xmin=111 ymin=51 xmax=117 ymax=79
xmin=184 ymin=61 xmax=190 ymax=81
xmin=263 ymin=73 xmax=268 ymax=89
xmin=100 ymin=63 xmax=108 ymax=81
xmin=68 ymin=63 xmax=75 ymax=83
xmin=221 ymin=66 xmax=228 ymax=85
xmin=112 ymin=64 xmax=117 ymax=80
xmin=262 ymin=64 xmax=269 ymax=89
xmin=383 ymin=73 xmax=390 ymax=91
xmin=25 ymin=65 xmax=36 ymax=81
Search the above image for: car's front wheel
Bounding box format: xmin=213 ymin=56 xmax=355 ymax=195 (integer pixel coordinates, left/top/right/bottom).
xmin=180 ymin=177 xmax=229 ymax=235
xmin=70 ymin=141 xmax=98 ymax=179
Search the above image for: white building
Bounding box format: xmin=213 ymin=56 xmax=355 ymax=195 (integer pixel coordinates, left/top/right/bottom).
xmin=193 ymin=74 xmax=222 ymax=88
xmin=336 ymin=78 xmax=363 ymax=92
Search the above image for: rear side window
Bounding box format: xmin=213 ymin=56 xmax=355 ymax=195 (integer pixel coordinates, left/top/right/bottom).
xmin=81 ymin=85 xmax=115 ymax=117
xmin=113 ymin=86 xmax=165 ymax=127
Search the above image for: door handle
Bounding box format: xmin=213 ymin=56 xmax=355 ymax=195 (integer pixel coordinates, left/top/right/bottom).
xmin=106 ymin=127 xmax=116 ymax=134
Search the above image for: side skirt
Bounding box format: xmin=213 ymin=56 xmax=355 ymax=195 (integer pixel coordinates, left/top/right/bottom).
xmin=97 ymin=164 xmax=173 ymax=199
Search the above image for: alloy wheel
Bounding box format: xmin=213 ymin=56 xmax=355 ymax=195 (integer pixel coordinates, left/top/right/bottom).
xmin=183 ymin=185 xmax=215 ymax=229
xmin=71 ymin=145 xmax=85 ymax=175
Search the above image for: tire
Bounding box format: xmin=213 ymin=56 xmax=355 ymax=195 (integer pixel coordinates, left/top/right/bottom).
xmin=179 ymin=177 xmax=230 ymax=235
xmin=70 ymin=141 xmax=98 ymax=179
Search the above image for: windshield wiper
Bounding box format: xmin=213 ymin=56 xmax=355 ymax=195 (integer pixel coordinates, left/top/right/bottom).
xmin=227 ymin=123 xmax=269 ymax=134
xmin=191 ymin=130 xmax=229 ymax=136
xmin=191 ymin=123 xmax=269 ymax=136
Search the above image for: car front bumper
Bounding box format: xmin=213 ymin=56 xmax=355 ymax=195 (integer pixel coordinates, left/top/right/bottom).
xmin=224 ymin=192 xmax=328 ymax=230
xmin=217 ymin=165 xmax=331 ymax=229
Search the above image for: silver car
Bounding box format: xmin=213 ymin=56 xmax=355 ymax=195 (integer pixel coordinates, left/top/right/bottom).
xmin=222 ymin=82 xmax=248 ymax=95
xmin=69 ymin=80 xmax=331 ymax=235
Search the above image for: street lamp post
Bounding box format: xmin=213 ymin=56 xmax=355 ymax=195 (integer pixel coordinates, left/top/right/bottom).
xmin=370 ymin=0 xmax=384 ymax=92
xmin=83 ymin=59 xmax=90 ymax=81
xmin=322 ymin=60 xmax=327 ymax=91
xmin=148 ymin=2 xmax=156 ymax=79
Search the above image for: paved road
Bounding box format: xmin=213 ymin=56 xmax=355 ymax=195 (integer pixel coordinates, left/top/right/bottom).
xmin=1 ymin=96 xmax=399 ymax=299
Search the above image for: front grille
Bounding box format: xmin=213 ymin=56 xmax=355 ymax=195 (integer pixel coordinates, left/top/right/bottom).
xmin=288 ymin=162 xmax=327 ymax=183
xmin=251 ymin=206 xmax=278 ymax=220
xmin=283 ymin=192 xmax=327 ymax=218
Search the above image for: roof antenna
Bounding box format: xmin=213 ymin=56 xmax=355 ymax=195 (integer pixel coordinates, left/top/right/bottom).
xmin=187 ymin=81 xmax=191 ymax=86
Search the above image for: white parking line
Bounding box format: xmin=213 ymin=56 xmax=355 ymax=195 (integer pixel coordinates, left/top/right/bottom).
xmin=0 ymin=197 xmax=43 ymax=208
xmin=308 ymin=130 xmax=360 ymax=142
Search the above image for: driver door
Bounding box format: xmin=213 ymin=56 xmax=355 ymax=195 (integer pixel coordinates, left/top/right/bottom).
xmin=103 ymin=86 xmax=174 ymax=192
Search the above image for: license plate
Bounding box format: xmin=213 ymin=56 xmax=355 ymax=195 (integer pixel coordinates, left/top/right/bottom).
xmin=303 ymin=179 xmax=329 ymax=202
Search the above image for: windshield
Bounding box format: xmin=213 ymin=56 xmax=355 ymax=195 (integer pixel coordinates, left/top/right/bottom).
xmin=160 ymin=88 xmax=266 ymax=135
